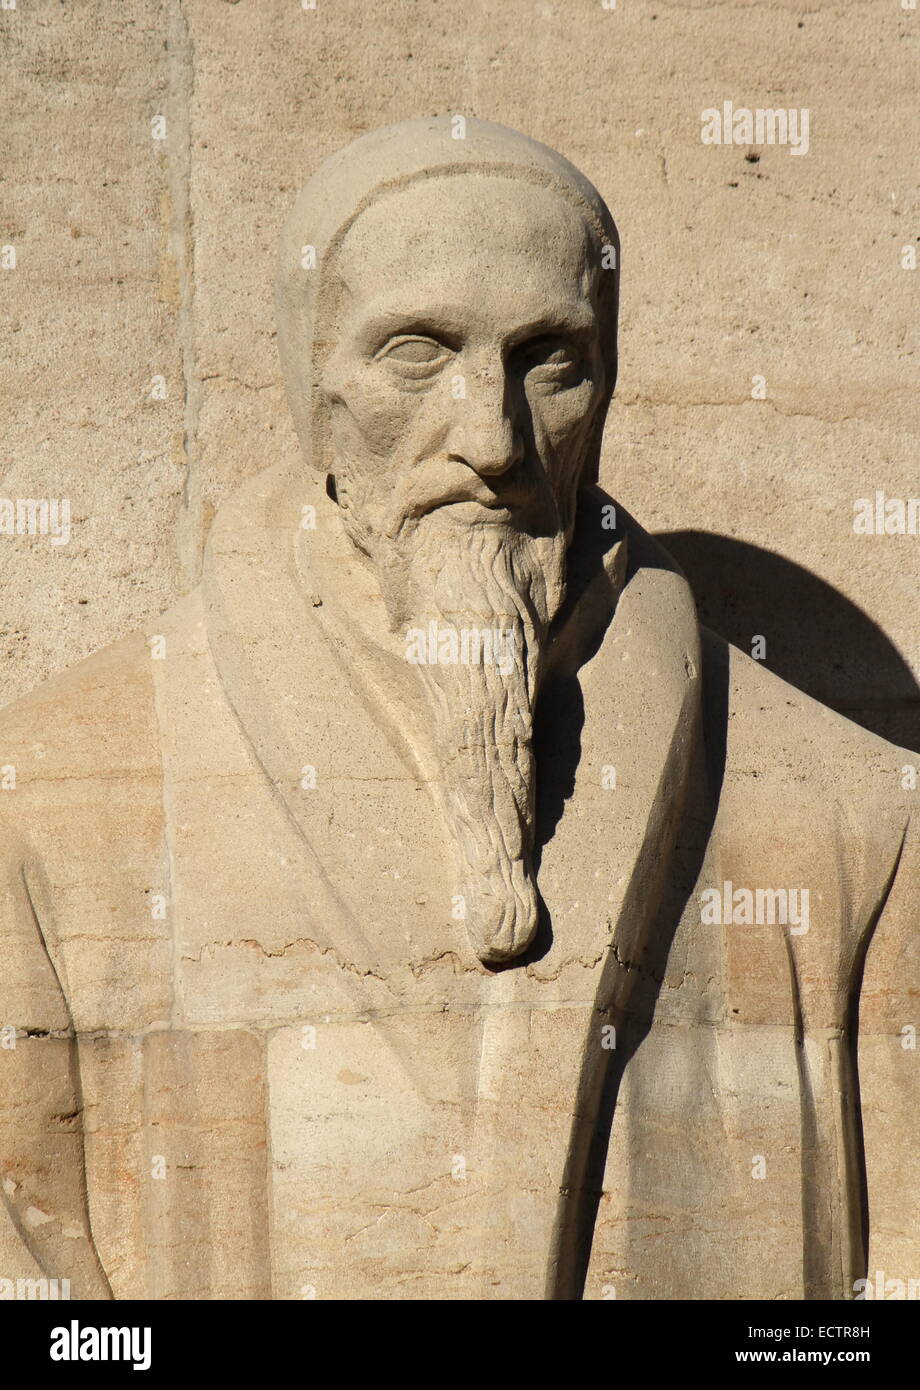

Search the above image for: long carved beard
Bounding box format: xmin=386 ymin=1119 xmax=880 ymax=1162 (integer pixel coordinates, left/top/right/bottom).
xmin=366 ymin=513 xmax=567 ymax=965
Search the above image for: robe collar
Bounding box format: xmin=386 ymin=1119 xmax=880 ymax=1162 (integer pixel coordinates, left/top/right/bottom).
xmin=201 ymin=462 xmax=703 ymax=994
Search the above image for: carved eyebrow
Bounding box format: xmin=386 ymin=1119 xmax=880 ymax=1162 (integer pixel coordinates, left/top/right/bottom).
xmin=504 ymin=309 xmax=598 ymax=350
xmin=355 ymin=305 xmax=598 ymax=356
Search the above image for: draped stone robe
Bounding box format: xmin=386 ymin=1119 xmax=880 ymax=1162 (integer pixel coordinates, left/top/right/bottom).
xmin=1 ymin=468 xmax=917 ymax=1301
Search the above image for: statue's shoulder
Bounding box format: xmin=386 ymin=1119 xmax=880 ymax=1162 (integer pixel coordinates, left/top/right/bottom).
xmin=0 ymin=591 xmax=205 ymax=854
xmin=0 ymin=618 xmax=170 ymax=775
xmin=705 ymin=625 xmax=915 ymax=825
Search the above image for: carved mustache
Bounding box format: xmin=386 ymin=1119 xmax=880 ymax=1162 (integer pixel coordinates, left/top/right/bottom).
xmin=420 ymin=485 xmax=534 ymax=516
xmin=362 ymin=458 xmax=563 ymax=545
xmin=399 ymin=466 xmax=546 ymax=524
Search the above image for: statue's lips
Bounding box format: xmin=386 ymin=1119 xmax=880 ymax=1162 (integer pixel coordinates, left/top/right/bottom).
xmin=417 ymin=489 xmax=536 ymax=523
xmin=435 ymin=498 xmax=520 ymax=523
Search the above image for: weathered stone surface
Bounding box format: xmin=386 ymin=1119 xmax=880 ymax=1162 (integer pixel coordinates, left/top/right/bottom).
xmin=2 ymin=13 xmax=918 ymax=1304
xmin=3 ymin=1 xmax=186 ymax=703
xmin=3 ymin=1 xmax=917 ymax=741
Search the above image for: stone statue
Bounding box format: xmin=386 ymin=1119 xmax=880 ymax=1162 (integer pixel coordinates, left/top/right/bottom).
xmin=1 ymin=118 xmax=917 ymax=1301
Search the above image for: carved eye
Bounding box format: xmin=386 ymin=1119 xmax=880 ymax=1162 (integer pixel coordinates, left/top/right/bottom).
xmin=377 ymin=336 xmax=451 ymax=376
xmin=513 ymin=335 xmax=582 ymax=386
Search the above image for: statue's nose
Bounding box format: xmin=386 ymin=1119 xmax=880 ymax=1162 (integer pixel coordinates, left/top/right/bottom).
xmin=446 ymin=375 xmax=524 ymax=479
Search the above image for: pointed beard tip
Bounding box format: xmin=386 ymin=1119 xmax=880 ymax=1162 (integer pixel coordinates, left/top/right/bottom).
xmin=475 ymin=938 xmax=516 ymax=967
xmin=473 ymin=932 xmax=534 ymax=967
xmin=469 ymin=905 xmax=539 ymax=966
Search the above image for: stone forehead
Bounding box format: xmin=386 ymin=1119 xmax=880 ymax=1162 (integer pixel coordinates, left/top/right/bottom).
xmin=338 ymin=172 xmax=597 ymax=260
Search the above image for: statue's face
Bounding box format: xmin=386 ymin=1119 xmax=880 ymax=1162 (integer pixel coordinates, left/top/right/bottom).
xmin=310 ymin=173 xmax=608 ymax=963
xmin=321 ymin=175 xmax=606 ymax=544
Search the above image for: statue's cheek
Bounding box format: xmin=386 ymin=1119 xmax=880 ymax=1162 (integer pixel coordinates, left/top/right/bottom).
xmin=531 ymin=379 xmax=598 ymax=448
xmin=335 ymin=368 xmax=426 ymax=441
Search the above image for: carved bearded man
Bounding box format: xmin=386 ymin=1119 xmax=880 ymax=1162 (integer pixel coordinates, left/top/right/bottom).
xmin=1 ymin=119 xmax=917 ymax=1302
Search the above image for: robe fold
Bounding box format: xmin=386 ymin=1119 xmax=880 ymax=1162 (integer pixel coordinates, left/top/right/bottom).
xmin=0 ymin=467 xmax=916 ymax=1300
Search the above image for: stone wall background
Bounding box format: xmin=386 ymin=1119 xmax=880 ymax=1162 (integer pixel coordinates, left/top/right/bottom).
xmin=3 ymin=0 xmax=918 ymax=748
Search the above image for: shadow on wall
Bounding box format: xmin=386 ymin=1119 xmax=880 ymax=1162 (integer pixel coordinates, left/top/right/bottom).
xmin=656 ymin=530 xmax=920 ymax=755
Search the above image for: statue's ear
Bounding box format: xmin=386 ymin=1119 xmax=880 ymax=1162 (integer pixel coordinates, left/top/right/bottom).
xmin=325 ymin=473 xmax=338 ymax=504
